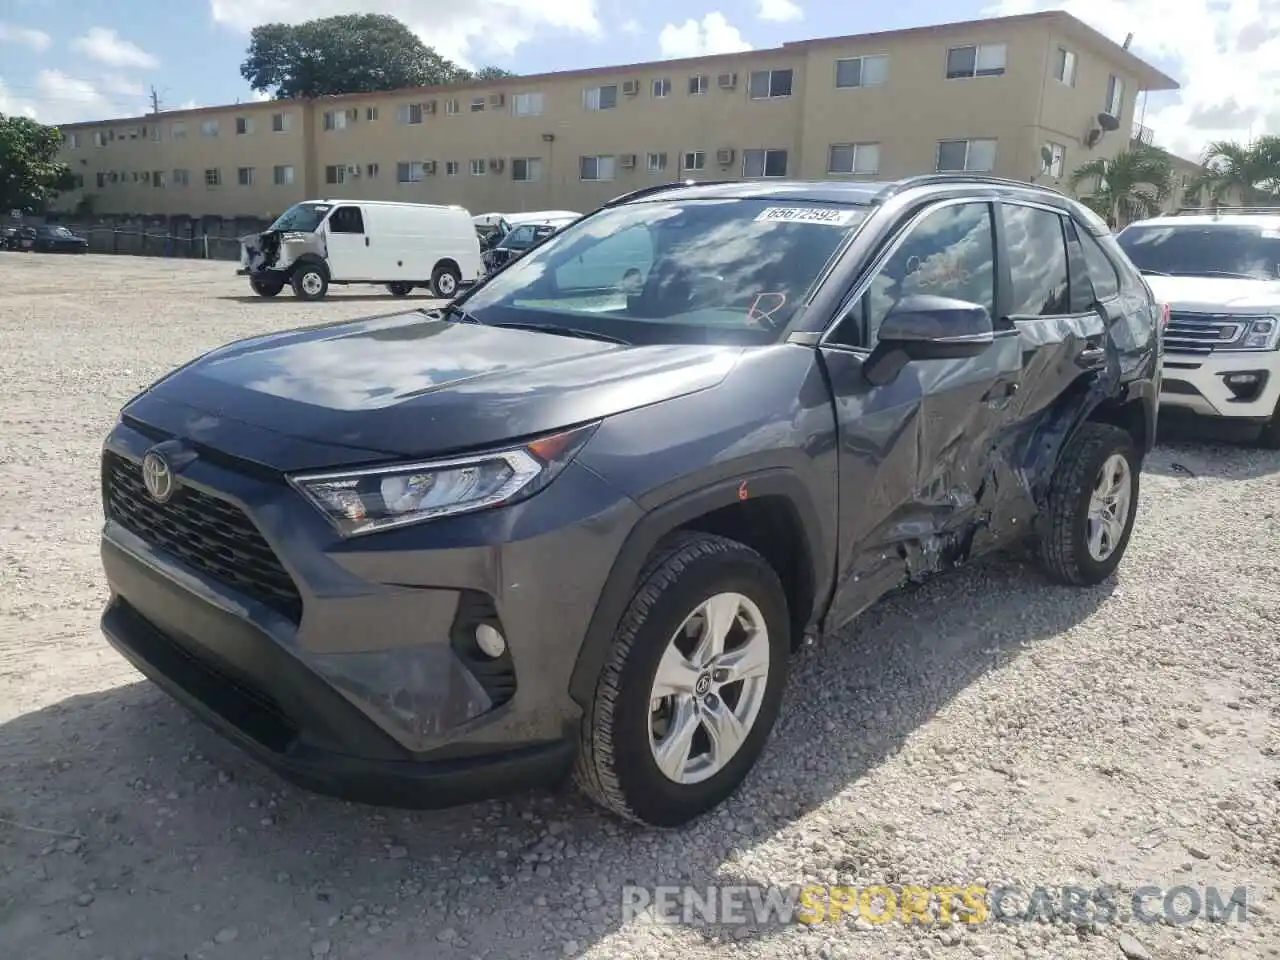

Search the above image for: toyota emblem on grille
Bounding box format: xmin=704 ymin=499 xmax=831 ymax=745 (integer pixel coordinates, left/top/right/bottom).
xmin=141 ymin=450 xmax=175 ymax=503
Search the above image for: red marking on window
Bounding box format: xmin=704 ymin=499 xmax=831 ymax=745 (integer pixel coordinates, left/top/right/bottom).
xmin=747 ymin=292 xmax=788 ymax=326
xmin=738 ymin=480 xmax=749 ymax=501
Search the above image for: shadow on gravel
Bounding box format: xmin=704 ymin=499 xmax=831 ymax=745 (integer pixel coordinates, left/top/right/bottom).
xmin=0 ymin=550 xmax=1115 ymax=957
xmin=1144 ymin=438 xmax=1280 ymax=482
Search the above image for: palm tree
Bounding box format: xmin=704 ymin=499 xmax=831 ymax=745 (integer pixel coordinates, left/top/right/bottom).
xmin=1189 ymin=135 xmax=1280 ymax=206
xmin=1068 ymin=145 xmax=1174 ymax=228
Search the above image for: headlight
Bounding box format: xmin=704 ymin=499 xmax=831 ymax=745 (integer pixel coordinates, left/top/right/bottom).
xmin=1221 ymin=317 xmax=1279 ymax=351
xmin=288 ymin=423 xmax=598 ymax=536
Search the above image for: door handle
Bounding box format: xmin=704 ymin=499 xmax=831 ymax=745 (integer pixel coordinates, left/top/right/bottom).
xmin=1075 ymin=346 xmax=1105 ymax=369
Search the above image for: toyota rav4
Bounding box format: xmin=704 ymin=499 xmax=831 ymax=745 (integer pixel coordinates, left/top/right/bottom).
xmin=99 ymin=175 xmax=1161 ymax=828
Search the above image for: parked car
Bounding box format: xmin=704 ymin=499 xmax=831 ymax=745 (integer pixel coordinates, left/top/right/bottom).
xmin=474 ymin=210 xmax=581 ymax=252
xmin=1116 ymin=207 xmax=1280 ymax=447
xmin=98 ymin=175 xmax=1159 ymax=828
xmin=3 ymin=225 xmax=37 ymax=250
xmin=482 ymin=217 xmax=577 ymax=273
xmin=238 ymin=199 xmax=484 ymax=300
xmin=31 ymin=224 xmax=89 ymax=252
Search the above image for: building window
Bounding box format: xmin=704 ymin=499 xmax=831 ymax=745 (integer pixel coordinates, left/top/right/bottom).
xmin=937 ymin=138 xmax=997 ymax=172
xmin=237 ymin=167 xmax=255 ymax=186
xmin=95 ymin=172 xmax=106 ymax=188
xmin=946 ymin=43 xmax=1007 ymax=79
xmin=446 ymin=161 xmax=459 ymax=176
xmin=324 ymin=165 xmax=345 ymax=185
xmin=647 ymin=152 xmax=668 ymax=173
xmin=748 ymin=69 xmax=793 ymax=99
xmin=204 ymin=168 xmax=221 ymax=187
xmin=683 ymin=150 xmax=706 ymax=171
xmin=366 ymin=106 xmax=379 ymax=121
xmin=688 ymin=74 xmax=708 ymax=95
xmin=580 ymin=155 xmax=616 ymax=180
xmin=93 ymin=130 xmax=107 ymax=146
xmin=835 ymin=55 xmax=889 ymax=88
xmin=68 ymin=133 xmax=81 ymax=148
xmin=445 ymin=98 xmax=460 ymax=116
xmin=173 ymin=169 xmax=189 ymax=187
xmin=201 ymin=119 xmax=219 ymax=137
xmin=167 ymin=124 xmax=185 ymax=141
xmin=366 ymin=163 xmax=380 ymax=178
xmin=273 ymin=165 xmax=295 ymax=185
xmin=397 ymin=103 xmax=423 ymax=125
xmin=652 ymin=77 xmax=671 ymax=98
xmin=471 ymin=97 xmax=486 ymax=113
xmin=511 ymin=157 xmax=542 ymax=181
xmin=1055 ymin=48 xmax=1077 ymax=86
xmin=151 ymin=170 xmax=165 ymax=187
xmin=323 ymin=110 xmax=349 ymax=131
xmin=397 ymin=161 xmax=425 ymax=183
xmin=827 ymin=142 xmax=880 ymax=175
xmin=511 ymin=92 xmax=544 ymax=116
xmin=743 ymin=148 xmax=788 ymax=178
xmin=469 ymin=158 xmax=487 ymax=176
xmin=235 ymin=116 xmax=251 ymax=135
xmin=1042 ymin=141 xmax=1066 ymax=178
xmin=271 ymin=112 xmax=290 ymax=132
xmin=584 ymin=84 xmax=618 ymax=111
xmin=1105 ymin=74 xmax=1124 ymax=117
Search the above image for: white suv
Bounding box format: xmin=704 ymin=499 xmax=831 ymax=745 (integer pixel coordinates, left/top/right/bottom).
xmin=1116 ymin=209 xmax=1280 ymax=447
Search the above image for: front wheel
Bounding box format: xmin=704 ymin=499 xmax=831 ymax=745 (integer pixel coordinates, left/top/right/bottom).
xmin=250 ymin=276 xmax=283 ymax=297
xmin=430 ymin=262 xmax=461 ymax=299
xmin=386 ymin=282 xmax=414 ymax=297
xmin=291 ymin=265 xmax=328 ymax=301
xmin=1037 ymin=422 xmax=1140 ymax=586
xmin=573 ymin=533 xmax=790 ymax=827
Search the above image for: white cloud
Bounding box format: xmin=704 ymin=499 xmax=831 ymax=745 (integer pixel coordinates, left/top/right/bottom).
xmin=986 ymin=0 xmax=1280 ymax=160
xmin=251 ymin=89 xmax=272 ymax=102
xmin=0 ymin=21 xmax=51 ymax=52
xmin=658 ymin=12 xmax=752 ymax=59
xmin=757 ymin=0 xmax=803 ymax=23
xmin=620 ymin=18 xmax=642 ymax=36
xmin=181 ymin=99 xmax=200 ymax=110
xmin=208 ymin=0 xmax=601 ymax=70
xmin=69 ymin=27 xmax=159 ymax=70
xmin=0 ymin=69 xmax=144 ymax=125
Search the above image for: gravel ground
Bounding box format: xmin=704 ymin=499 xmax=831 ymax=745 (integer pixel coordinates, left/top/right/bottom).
xmin=0 ymin=252 xmax=1277 ymax=960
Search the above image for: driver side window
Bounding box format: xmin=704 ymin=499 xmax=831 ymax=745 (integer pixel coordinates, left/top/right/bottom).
xmin=833 ymin=202 xmax=995 ymax=347
xmin=554 ymin=224 xmax=654 ymax=291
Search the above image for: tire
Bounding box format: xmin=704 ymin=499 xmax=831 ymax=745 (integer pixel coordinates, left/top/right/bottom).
xmin=250 ymin=277 xmax=283 ymax=298
xmin=386 ymin=282 xmax=414 ymax=297
xmin=1254 ymin=396 xmax=1280 ymax=449
xmin=573 ymin=532 xmax=790 ymax=827
xmin=291 ymin=264 xmax=329 ymax=301
xmin=1036 ymin=422 xmax=1140 ymax=586
xmin=430 ymin=262 xmax=461 ymax=299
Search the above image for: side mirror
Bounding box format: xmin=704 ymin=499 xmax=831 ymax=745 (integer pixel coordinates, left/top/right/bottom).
xmin=863 ymin=294 xmax=995 ymax=386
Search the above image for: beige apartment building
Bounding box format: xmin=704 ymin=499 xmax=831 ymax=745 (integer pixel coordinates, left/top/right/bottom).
xmin=53 ymin=10 xmax=1177 ymax=220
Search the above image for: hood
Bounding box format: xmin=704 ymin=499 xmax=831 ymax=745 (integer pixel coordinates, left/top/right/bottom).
xmin=133 ymin=311 xmax=740 ymax=464
xmin=1144 ymin=275 xmax=1280 ymax=313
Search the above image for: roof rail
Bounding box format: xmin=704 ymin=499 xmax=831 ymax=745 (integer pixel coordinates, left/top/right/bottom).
xmin=602 ymin=179 xmax=742 ymax=207
xmin=872 ymin=173 xmax=1068 ymax=203
xmin=1167 ymin=205 xmax=1280 ymax=217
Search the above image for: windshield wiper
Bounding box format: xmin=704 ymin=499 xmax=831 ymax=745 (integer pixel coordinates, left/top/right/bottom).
xmin=490 ymin=320 xmax=631 ymax=345
xmin=1139 ymin=268 xmax=1173 ymax=276
xmin=440 ymin=302 xmax=484 ymax=324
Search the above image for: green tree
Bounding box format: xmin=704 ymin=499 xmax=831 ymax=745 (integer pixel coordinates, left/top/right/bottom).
xmin=240 ymin=14 xmax=472 ymax=99
xmin=0 ymin=114 xmax=76 ymax=214
xmin=1068 ymin=145 xmax=1173 ymax=227
xmin=467 ymin=65 xmax=516 ymax=80
xmin=1188 ymin=135 xmax=1280 ymax=206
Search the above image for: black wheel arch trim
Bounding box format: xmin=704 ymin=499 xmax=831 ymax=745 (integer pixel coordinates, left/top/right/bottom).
xmin=567 ymin=467 xmax=829 ymax=709
xmin=288 ymin=254 xmax=330 ymax=279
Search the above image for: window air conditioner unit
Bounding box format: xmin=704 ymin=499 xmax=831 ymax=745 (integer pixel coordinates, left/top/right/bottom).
xmin=489 ymin=93 xmax=505 ymax=107
xmin=716 ymin=148 xmax=735 ymax=165
xmin=717 ymin=72 xmax=737 ymax=89
xmin=622 ymin=80 xmax=640 ymax=96
xmin=489 ymin=158 xmax=506 ymax=172
xmin=345 ymin=164 xmax=361 ymax=176
xmin=424 ymin=160 xmax=437 ymax=175
xmin=346 ymin=108 xmax=359 ymax=121
xmin=619 ymin=153 xmax=636 ymax=168
xmin=423 ymin=100 xmax=437 ymax=114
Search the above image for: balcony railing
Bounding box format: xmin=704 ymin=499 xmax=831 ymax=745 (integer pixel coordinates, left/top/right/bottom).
xmin=1133 ymin=123 xmax=1155 ymax=146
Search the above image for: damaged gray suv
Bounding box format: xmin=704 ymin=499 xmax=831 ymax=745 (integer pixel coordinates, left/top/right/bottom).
xmin=99 ymin=175 xmax=1160 ymax=828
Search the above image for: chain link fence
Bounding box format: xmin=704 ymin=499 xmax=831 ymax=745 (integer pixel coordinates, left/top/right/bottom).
xmin=22 ymin=215 xmax=274 ymax=262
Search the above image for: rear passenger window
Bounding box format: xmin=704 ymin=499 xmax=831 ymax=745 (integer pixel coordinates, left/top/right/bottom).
xmin=328 ymin=206 xmax=364 ymax=234
xmin=1001 ymin=204 xmax=1070 ymax=316
xmin=855 ymin=201 xmax=996 ymax=346
xmin=1075 ymin=227 xmax=1121 ymax=299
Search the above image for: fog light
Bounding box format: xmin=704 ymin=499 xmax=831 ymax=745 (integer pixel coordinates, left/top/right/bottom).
xmin=1221 ymin=370 xmax=1268 ymax=402
xmin=475 ymin=623 xmax=507 ymax=658
xmin=1224 ymin=373 xmax=1259 ymax=386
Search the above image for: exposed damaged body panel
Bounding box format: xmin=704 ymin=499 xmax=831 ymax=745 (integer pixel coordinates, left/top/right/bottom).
xmin=240 ymin=230 xmax=324 ymax=275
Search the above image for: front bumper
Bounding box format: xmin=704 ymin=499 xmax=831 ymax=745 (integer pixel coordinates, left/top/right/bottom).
xmin=1158 ymin=352 xmax=1279 ymax=440
xmin=98 ymin=413 xmax=640 ymax=807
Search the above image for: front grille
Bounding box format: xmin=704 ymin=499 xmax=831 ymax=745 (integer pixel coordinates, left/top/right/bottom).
xmin=1164 ymin=312 xmax=1265 ymax=356
xmin=104 ymin=452 xmax=303 ymax=624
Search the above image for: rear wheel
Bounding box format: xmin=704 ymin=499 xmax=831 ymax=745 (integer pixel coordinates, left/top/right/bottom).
xmin=1255 ymin=396 xmax=1280 ymax=449
xmin=430 ymin=262 xmax=461 ymax=299
xmin=386 ymin=282 xmax=414 ymax=297
xmin=291 ymin=264 xmax=328 ymax=301
xmin=573 ymin=533 xmax=790 ymax=827
xmin=250 ymin=276 xmax=283 ymax=297
xmin=1037 ymin=422 xmax=1139 ymax=586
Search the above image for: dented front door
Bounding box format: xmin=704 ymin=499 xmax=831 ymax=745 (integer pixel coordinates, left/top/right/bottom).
xmin=817 ymin=199 xmax=1024 ymax=634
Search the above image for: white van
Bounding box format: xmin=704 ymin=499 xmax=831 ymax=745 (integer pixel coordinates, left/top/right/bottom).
xmin=239 ymin=199 xmax=484 ymax=301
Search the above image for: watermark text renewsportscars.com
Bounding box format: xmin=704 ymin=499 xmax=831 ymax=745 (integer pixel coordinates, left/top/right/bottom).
xmin=620 ymin=883 xmax=1254 ymax=927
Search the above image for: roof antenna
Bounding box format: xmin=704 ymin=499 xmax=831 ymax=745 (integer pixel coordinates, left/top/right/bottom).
xmin=1122 ymin=32 xmax=1133 ymax=49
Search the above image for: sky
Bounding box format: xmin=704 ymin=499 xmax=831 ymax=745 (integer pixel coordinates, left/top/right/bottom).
xmin=0 ymin=0 xmax=1277 ymax=162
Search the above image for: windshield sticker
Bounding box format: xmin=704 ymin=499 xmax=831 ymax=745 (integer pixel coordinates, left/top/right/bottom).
xmin=753 ymin=207 xmax=858 ymax=226
xmin=748 ymin=292 xmax=788 ymax=326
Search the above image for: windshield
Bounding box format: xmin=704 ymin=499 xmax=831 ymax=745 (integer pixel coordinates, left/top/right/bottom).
xmin=457 ymin=197 xmax=868 ymax=345
xmin=1116 ymin=223 xmax=1280 ymax=281
xmin=268 ymin=202 xmax=332 ymax=233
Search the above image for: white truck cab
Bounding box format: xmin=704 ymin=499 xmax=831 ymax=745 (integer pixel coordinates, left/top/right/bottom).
xmin=1116 ymin=208 xmax=1280 ymax=447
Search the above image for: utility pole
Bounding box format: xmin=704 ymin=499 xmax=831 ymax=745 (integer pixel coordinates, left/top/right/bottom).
xmin=150 ymin=86 xmax=162 ymax=115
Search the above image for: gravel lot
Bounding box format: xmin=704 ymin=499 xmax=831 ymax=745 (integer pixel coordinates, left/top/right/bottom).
xmin=0 ymin=252 xmax=1277 ymax=960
